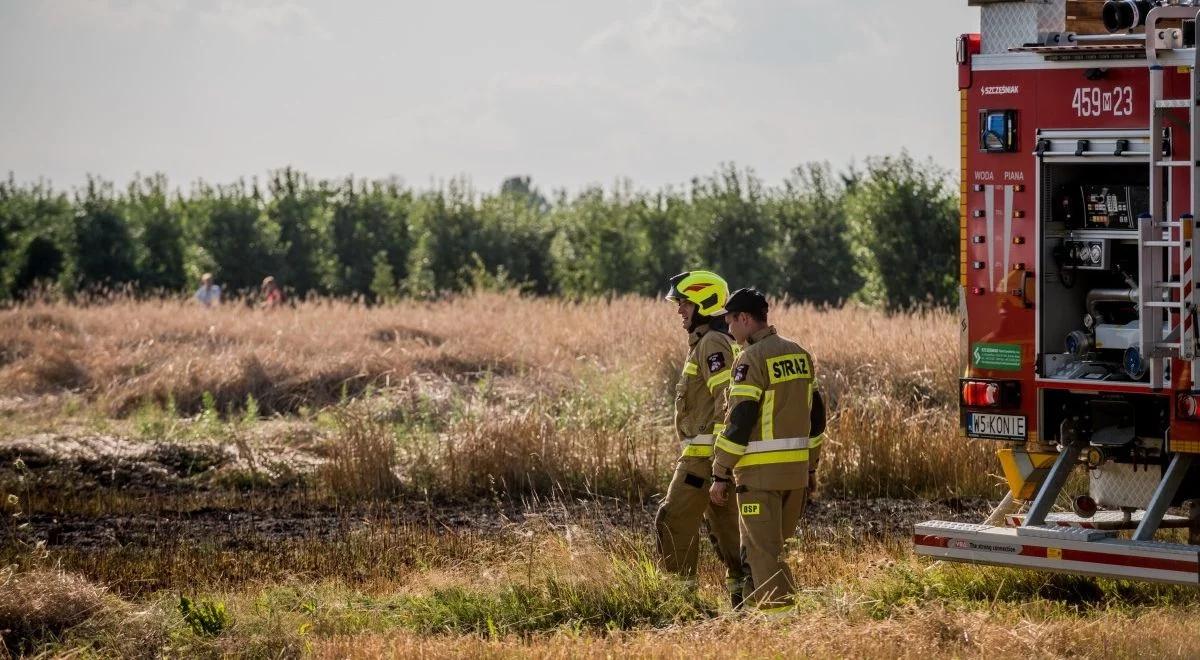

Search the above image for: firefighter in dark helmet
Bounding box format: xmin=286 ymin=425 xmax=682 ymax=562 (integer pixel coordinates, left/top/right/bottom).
xmin=709 ymin=287 xmax=826 ymax=613
xmin=655 ymin=270 xmax=746 ymax=606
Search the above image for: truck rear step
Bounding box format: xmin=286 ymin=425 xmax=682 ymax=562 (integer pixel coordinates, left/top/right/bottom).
xmin=914 ymin=520 xmax=1200 ymax=585
xmin=1005 ymin=511 xmax=1192 ymax=530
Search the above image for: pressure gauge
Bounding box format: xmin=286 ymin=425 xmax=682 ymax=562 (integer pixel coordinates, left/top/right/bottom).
xmin=1064 ymin=238 xmax=1109 ymax=270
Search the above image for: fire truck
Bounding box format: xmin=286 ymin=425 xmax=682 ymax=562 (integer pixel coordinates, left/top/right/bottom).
xmin=914 ymin=0 xmax=1200 ymax=584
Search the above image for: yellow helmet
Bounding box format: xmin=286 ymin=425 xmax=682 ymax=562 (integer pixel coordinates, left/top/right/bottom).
xmin=664 ymin=270 xmax=729 ymax=316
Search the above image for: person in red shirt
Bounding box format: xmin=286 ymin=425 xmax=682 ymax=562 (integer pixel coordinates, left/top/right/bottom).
xmin=261 ymin=276 xmax=285 ymax=308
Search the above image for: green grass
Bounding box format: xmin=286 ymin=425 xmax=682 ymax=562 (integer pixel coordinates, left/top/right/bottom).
xmin=394 ymin=558 xmax=710 ymax=636
xmin=5 ymin=557 xmax=709 ymax=657
xmin=864 ymin=561 xmax=1200 ymax=619
xmin=18 ymin=548 xmax=1200 ymax=659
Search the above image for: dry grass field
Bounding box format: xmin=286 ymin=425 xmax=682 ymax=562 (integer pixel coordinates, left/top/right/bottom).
xmin=2 ymin=294 xmax=1197 ymax=658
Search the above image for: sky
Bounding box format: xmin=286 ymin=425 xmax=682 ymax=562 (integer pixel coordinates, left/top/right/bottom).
xmin=0 ymin=0 xmax=980 ymax=195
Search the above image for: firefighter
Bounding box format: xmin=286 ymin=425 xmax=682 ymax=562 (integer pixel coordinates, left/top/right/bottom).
xmin=654 ymin=270 xmax=746 ymax=606
xmin=709 ymin=287 xmax=825 ymax=612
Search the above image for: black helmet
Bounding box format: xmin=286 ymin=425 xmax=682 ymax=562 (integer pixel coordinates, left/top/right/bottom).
xmin=724 ymin=287 xmax=768 ymax=319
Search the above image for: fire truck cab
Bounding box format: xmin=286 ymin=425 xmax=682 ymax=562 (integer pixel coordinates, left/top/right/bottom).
xmin=916 ymin=0 xmax=1200 ymax=584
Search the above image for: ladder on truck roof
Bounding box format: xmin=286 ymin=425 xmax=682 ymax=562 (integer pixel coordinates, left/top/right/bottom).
xmin=1141 ymin=6 xmax=1200 ymax=390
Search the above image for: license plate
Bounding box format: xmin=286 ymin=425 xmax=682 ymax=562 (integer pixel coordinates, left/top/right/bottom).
xmin=966 ymin=413 xmax=1027 ymax=440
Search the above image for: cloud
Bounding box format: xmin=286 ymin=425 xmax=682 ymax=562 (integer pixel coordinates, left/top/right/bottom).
xmin=37 ymin=0 xmax=331 ymax=41
xmin=582 ymin=0 xmax=737 ymax=55
xmin=207 ymin=1 xmax=333 ymax=41
xmin=38 ymin=0 xmax=188 ymax=31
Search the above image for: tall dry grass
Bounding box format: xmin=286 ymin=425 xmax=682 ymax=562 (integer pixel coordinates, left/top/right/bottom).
xmin=0 ymin=567 xmax=166 ymax=657
xmin=321 ymin=410 xmax=401 ymax=502
xmin=0 ymin=294 xmax=670 ymax=413
xmin=0 ymin=294 xmax=997 ymax=499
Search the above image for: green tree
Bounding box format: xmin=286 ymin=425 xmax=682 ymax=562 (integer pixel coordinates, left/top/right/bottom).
xmin=0 ymin=178 xmax=12 ymax=293
xmin=126 ymin=174 xmax=186 ymax=292
xmin=0 ymin=156 xmax=963 ymax=306
xmin=404 ymin=181 xmax=482 ymax=297
xmin=369 ymin=250 xmax=399 ymax=302
xmin=845 ymin=152 xmax=958 ymax=309
xmin=771 ymin=163 xmax=862 ymax=305
xmin=639 ymin=191 xmax=689 ymax=296
xmin=62 ymin=177 xmax=138 ymax=293
xmin=474 ymin=177 xmax=554 ymax=294
xmin=499 ymin=175 xmax=549 ymax=214
xmin=681 ymin=165 xmax=780 ymax=293
xmin=0 ymin=176 xmax=73 ymax=299
xmin=184 ymin=180 xmax=281 ymax=295
xmin=329 ymin=178 xmax=411 ymax=297
xmin=549 ymin=184 xmax=652 ymax=296
xmin=266 ymin=167 xmax=333 ymax=297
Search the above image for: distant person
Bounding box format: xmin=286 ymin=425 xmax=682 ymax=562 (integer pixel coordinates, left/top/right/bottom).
xmin=194 ymin=273 xmax=221 ymax=307
xmin=261 ymin=276 xmax=285 ymax=308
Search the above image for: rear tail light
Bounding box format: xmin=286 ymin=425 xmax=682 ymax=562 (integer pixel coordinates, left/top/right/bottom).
xmin=960 ymin=379 xmax=1020 ymax=409
xmin=963 ymin=381 xmax=999 ymax=406
xmin=1178 ymin=394 xmax=1200 ymax=420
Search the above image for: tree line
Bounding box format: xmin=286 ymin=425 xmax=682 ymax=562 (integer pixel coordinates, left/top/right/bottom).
xmin=0 ymin=152 xmax=958 ymax=309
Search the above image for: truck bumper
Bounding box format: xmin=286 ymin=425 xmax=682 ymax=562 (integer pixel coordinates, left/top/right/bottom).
xmin=914 ymin=520 xmax=1200 ymax=585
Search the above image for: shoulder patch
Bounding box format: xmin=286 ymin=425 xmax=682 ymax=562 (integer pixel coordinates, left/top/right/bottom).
xmin=707 ymin=352 xmax=725 ymax=373
xmin=733 ymin=364 xmax=749 ymax=382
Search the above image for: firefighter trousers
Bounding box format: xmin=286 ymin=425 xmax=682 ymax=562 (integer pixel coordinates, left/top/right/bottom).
xmin=737 ymin=486 xmax=808 ymax=610
xmin=654 ymin=461 xmax=743 ymax=586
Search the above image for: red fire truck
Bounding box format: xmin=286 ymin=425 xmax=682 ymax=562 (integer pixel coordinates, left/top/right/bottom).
xmin=915 ymin=0 xmax=1200 ymax=584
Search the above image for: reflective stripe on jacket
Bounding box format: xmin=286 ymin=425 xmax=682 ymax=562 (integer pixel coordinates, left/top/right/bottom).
xmin=674 ymin=324 xmax=735 ymax=458
xmin=714 ymin=325 xmax=814 ymax=490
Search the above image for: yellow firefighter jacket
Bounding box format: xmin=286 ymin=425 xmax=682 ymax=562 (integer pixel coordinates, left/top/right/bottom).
xmin=674 ymin=324 xmax=736 ymax=461
xmin=713 ymin=325 xmax=814 ymax=491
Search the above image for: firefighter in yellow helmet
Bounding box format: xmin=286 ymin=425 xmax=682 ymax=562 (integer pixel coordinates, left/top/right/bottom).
xmin=655 ymin=270 xmax=747 ymax=606
xmin=709 ymin=287 xmax=826 ymax=613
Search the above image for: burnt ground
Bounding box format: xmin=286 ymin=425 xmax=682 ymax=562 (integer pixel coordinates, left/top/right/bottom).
xmin=0 ymin=434 xmax=993 ymax=552
xmin=11 ymin=497 xmax=990 ymax=552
